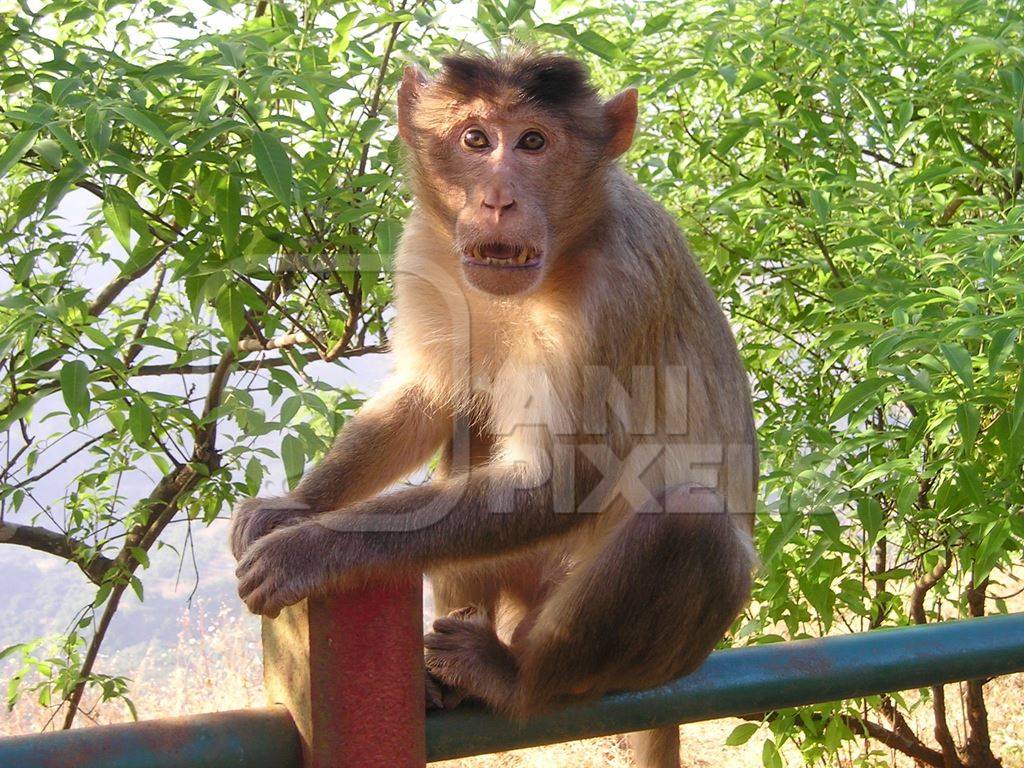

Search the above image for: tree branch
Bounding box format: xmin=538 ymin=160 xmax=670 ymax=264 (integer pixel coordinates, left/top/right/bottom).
xmin=0 ymin=522 xmax=113 ymax=585
xmin=61 ymin=350 xmax=236 ymax=729
xmin=131 ymin=344 xmax=384 ymax=376
xmin=743 ymin=710 xmax=946 ymax=767
xmin=61 ymin=581 xmax=126 ymax=729
xmin=910 ymin=550 xmax=963 ymax=768
xmin=964 ymin=579 xmax=999 ymax=767
xmin=850 ymin=714 xmax=946 ymax=767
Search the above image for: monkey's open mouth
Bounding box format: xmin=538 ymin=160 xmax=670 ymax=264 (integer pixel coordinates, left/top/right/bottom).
xmin=463 ymin=242 xmax=541 ymax=268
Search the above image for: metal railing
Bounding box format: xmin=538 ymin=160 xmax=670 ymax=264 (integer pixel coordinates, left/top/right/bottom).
xmin=1 ymin=581 xmax=1023 ymax=768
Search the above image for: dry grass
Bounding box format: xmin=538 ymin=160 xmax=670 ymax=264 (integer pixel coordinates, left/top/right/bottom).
xmin=2 ymin=599 xmax=1022 ymax=767
xmin=0 ymin=601 xmax=264 ymax=735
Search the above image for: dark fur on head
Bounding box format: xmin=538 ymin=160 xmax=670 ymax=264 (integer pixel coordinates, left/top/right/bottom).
xmin=437 ymin=50 xmax=600 ymax=111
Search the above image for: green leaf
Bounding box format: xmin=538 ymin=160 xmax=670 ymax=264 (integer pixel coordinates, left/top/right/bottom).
xmin=809 ymin=190 xmax=829 ymax=224
xmin=43 ymin=160 xmax=86 ymax=215
xmin=130 ymin=576 xmax=145 ymax=601
xmin=128 ymin=400 xmax=153 ymax=445
xmin=103 ymin=194 xmax=134 ymax=253
xmin=857 ymin=497 xmax=884 ymax=543
xmin=252 ymin=131 xmax=293 ymax=205
xmin=833 ymin=234 xmax=880 ymax=251
xmin=196 ymin=78 xmax=228 ymax=123
xmin=940 ymin=343 xmax=974 ymax=389
xmin=376 ymin=218 xmax=402 ymax=266
xmin=215 ymin=173 xmax=242 ymax=256
xmin=281 ymin=434 xmax=305 ymax=489
xmin=726 ymin=722 xmax=759 ymax=746
xmin=830 ymin=378 xmax=888 ymax=424
xmin=716 ymin=126 xmax=750 ymax=155
xmin=956 ymin=403 xmax=980 ymax=452
xmin=33 ymin=139 xmax=62 ymax=169
xmin=737 ymin=71 xmax=772 ymax=96
xmin=245 ymin=457 xmax=264 ymax=495
xmin=761 ymin=738 xmax=783 ymax=768
xmin=896 ymin=481 xmax=918 ymax=515
xmin=1011 ymin=370 xmax=1024 ymax=435
xmin=216 ymin=283 xmax=246 ymax=345
xmin=60 ymin=361 xmax=91 ymax=421
xmin=0 ymin=128 xmax=40 ymax=180
xmin=575 ymin=30 xmax=621 ymax=61
xmin=0 ymin=391 xmax=41 ymax=431
xmin=280 ymin=395 xmax=302 ymax=423
xmin=987 ymin=328 xmax=1016 ymax=377
xmin=112 ymin=105 xmax=171 ymax=147
xmin=85 ymin=105 xmax=111 ymax=156
xmin=329 ymin=11 xmax=359 ymax=57
xmin=129 ymin=547 xmax=150 ymax=569
xmin=942 ymin=36 xmax=1003 ymax=65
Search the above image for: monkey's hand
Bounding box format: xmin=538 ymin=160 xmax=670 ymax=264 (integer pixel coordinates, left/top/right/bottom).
xmin=230 ymin=496 xmax=312 ymax=561
xmin=234 ymin=521 xmax=371 ymax=618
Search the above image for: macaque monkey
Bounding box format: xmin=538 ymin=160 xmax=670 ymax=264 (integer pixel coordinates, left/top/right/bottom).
xmin=232 ymin=51 xmax=758 ymax=768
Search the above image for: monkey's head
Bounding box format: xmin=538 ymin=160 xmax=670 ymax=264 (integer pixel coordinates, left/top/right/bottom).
xmin=398 ymin=51 xmax=638 ymax=297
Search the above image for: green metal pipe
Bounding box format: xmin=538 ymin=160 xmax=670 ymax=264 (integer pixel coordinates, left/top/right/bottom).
xmin=1 ymin=615 xmax=1022 ymax=767
xmin=425 ymin=613 xmax=1024 ymax=761
xmin=0 ymin=706 xmax=301 ymax=768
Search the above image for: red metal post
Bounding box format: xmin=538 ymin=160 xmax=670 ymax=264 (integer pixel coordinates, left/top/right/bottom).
xmin=263 ymin=578 xmax=426 ymax=768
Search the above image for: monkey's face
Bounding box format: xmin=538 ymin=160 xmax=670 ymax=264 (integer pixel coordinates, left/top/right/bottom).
xmin=443 ymin=106 xmax=569 ymax=296
xmin=397 ymin=58 xmax=638 ymax=298
xmin=411 ymin=101 xmax=609 ymax=297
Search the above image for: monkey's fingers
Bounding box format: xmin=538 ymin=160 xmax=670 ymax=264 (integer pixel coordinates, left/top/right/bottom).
xmin=230 ymin=497 xmax=312 ymax=560
xmin=229 ymin=518 xmax=254 ymax=561
xmin=237 ymin=561 xmax=313 ymax=619
xmin=235 ymin=550 xmax=280 ymax=615
xmin=230 ymin=515 xmax=275 ymax=561
xmin=424 ymin=622 xmax=471 ymax=654
xmin=237 ymin=576 xmax=284 ymax=619
xmin=425 ymin=672 xmax=446 ymax=710
xmin=424 ymin=670 xmax=465 ymax=711
xmin=424 ymin=638 xmax=471 ymax=711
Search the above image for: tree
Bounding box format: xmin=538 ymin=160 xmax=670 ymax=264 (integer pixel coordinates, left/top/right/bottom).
xmin=1 ymin=0 xmax=1022 ymax=764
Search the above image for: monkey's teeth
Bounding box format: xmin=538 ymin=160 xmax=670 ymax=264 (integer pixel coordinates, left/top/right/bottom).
xmin=466 ymin=246 xmax=539 ymax=266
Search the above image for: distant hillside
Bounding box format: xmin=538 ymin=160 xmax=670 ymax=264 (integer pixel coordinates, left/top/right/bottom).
xmin=0 ymin=520 xmax=248 ymax=671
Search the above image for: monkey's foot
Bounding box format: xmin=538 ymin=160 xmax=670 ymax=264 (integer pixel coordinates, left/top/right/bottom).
xmin=424 ymin=610 xmax=518 ymax=713
xmin=425 ymin=669 xmax=466 ymax=711
xmin=445 ymin=604 xmax=482 ymax=621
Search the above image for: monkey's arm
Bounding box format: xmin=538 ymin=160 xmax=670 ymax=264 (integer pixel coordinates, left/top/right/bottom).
xmin=230 ymin=382 xmax=450 ymax=559
xmin=295 ymin=383 xmax=450 ymax=510
xmin=235 ymin=455 xmax=607 ymax=617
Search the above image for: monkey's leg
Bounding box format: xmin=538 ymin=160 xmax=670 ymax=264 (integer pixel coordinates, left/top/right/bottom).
xmin=429 ymin=563 xmax=501 ymax=619
xmin=425 ymin=565 xmax=504 ymax=710
xmin=628 ymin=728 xmax=680 ymax=768
xmin=519 ymin=486 xmax=753 ymax=695
xmin=511 ymin=487 xmax=753 ymax=767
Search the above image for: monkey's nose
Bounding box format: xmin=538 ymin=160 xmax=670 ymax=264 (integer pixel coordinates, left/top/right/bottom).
xmin=481 ymin=190 xmax=516 ymax=218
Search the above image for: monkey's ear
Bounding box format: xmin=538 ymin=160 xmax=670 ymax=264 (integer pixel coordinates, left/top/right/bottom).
xmin=398 ymin=65 xmax=429 ymax=145
xmin=603 ymin=88 xmax=638 ymax=158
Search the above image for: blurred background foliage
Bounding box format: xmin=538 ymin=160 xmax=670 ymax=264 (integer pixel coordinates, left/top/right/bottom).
xmin=1 ymin=0 xmax=1022 ymax=764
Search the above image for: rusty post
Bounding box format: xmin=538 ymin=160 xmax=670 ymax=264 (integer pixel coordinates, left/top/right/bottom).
xmin=263 ymin=578 xmax=425 ymax=768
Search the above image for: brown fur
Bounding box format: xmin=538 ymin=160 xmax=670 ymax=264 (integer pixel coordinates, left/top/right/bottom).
xmin=232 ymin=51 xmax=759 ymax=768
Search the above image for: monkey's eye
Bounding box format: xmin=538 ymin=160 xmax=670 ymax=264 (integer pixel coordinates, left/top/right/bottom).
xmin=516 ymin=131 xmax=546 ymax=151
xmin=462 ymin=128 xmax=490 ymax=150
